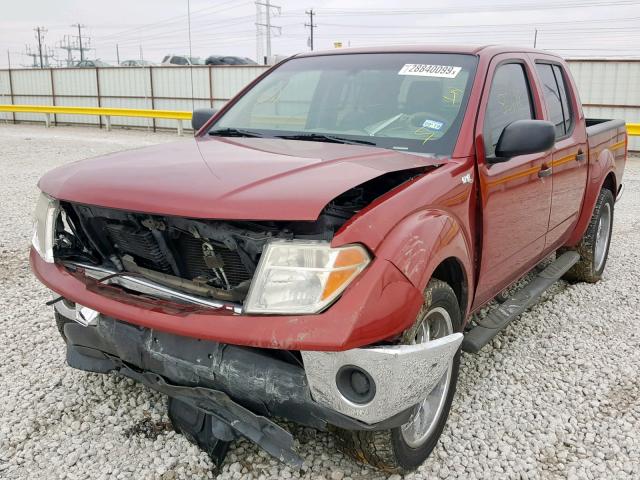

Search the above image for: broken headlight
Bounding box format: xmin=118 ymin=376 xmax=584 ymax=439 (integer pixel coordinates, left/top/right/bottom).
xmin=31 ymin=192 xmax=59 ymax=263
xmin=244 ymin=240 xmax=370 ymax=314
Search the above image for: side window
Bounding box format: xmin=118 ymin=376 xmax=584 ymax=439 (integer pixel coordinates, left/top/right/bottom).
xmin=552 ymin=64 xmax=573 ymax=135
xmin=173 ymin=56 xmax=187 ymax=65
xmin=535 ymin=63 xmax=564 ymax=137
xmin=484 ymin=63 xmax=534 ymax=156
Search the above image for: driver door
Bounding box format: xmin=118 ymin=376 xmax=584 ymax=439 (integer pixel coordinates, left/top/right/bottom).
xmin=472 ymin=57 xmax=553 ymax=308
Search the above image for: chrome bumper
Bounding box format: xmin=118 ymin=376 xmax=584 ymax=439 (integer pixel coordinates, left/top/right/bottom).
xmin=62 ymin=261 xmax=243 ymax=314
xmin=301 ymin=333 xmax=463 ymax=425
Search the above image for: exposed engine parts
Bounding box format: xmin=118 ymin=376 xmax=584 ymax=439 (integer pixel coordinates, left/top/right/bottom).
xmin=53 ymin=168 xmax=427 ymax=304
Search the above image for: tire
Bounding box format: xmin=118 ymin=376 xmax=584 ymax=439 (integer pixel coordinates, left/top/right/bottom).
xmin=334 ymin=279 xmax=462 ymax=473
xmin=54 ymin=310 xmax=73 ymax=342
xmin=562 ymin=188 xmax=614 ymax=283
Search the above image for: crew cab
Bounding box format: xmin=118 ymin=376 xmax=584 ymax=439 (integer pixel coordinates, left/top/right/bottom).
xmin=31 ymin=45 xmax=627 ymax=472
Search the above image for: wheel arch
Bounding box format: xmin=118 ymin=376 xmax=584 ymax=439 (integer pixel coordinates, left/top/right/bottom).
xmin=565 ymin=148 xmax=618 ymax=246
xmin=375 ymin=209 xmax=474 ymax=319
xmin=431 ymin=257 xmax=468 ymax=317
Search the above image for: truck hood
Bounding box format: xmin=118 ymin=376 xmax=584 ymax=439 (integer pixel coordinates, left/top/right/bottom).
xmin=39 ymin=137 xmax=441 ymax=220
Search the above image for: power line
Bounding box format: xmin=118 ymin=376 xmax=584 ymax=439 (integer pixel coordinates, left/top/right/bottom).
xmin=305 ymin=9 xmax=315 ymax=51
xmin=255 ymin=0 xmax=281 ymax=63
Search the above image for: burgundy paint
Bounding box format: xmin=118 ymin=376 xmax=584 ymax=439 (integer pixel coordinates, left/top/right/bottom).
xmin=32 ymin=45 xmax=627 ymax=350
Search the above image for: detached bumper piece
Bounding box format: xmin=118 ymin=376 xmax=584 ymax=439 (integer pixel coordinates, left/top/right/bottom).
xmin=61 ymin=315 xmax=415 ymax=467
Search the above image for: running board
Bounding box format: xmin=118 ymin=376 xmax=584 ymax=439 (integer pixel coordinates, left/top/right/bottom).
xmin=462 ymin=251 xmax=580 ymax=353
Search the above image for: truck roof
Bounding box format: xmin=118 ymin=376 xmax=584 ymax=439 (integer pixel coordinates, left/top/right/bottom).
xmin=295 ymin=44 xmax=562 ymax=60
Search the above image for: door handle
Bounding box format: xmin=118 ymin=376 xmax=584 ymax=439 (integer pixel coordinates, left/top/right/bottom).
xmin=538 ymin=166 xmax=552 ymax=178
xmin=576 ymin=150 xmax=586 ymax=162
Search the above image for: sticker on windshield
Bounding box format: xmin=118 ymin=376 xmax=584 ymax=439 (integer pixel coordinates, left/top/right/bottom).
xmin=421 ymin=119 xmax=445 ymax=130
xmin=398 ymin=64 xmax=461 ymax=78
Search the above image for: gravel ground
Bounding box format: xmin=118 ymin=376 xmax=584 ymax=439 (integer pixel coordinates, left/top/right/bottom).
xmin=0 ymin=123 xmax=638 ymax=480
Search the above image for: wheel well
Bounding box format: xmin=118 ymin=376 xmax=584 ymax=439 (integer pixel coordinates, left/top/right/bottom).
xmin=432 ymin=257 xmax=467 ymax=314
xmin=602 ymin=172 xmax=616 ymax=196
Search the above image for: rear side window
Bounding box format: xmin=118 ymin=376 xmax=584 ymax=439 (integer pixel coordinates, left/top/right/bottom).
xmin=484 ymin=63 xmax=534 ymax=156
xmin=553 ymin=65 xmax=573 ymax=135
xmin=536 ymin=63 xmax=572 ymax=137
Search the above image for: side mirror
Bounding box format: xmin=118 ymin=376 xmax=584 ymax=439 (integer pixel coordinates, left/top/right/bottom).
xmin=191 ymin=108 xmax=217 ymax=131
xmin=490 ymin=119 xmax=555 ymax=163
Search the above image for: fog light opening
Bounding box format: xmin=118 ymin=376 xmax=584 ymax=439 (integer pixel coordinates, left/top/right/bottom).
xmin=336 ymin=365 xmax=376 ymax=405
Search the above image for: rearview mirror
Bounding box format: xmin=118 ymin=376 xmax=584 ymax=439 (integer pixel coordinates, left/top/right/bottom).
xmin=191 ymin=108 xmax=217 ymax=131
xmin=490 ymin=119 xmax=555 ymax=163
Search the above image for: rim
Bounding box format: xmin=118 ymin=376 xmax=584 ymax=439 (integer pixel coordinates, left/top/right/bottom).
xmin=400 ymin=306 xmax=454 ymax=448
xmin=594 ymin=202 xmax=612 ymax=272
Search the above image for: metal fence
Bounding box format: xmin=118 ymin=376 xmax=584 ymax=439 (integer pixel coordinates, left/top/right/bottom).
xmin=0 ymin=65 xmax=269 ymax=130
xmin=1 ymin=61 xmax=639 ymax=149
xmin=567 ymin=59 xmax=640 ymax=151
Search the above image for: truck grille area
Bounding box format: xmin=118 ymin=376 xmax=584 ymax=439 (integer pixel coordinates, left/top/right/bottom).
xmin=55 ymin=203 xmax=286 ymax=303
xmin=104 ymin=223 xmax=173 ymax=274
xmin=177 ymin=234 xmax=252 ymax=286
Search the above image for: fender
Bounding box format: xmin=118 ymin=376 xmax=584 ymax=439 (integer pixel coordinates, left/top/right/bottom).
xmin=332 ymin=160 xmax=477 ymax=318
xmin=565 ymin=146 xmax=618 ymax=246
xmin=374 ymin=210 xmax=475 ymax=318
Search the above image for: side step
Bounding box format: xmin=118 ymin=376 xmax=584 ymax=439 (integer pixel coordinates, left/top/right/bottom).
xmin=462 ymin=251 xmax=579 ymax=353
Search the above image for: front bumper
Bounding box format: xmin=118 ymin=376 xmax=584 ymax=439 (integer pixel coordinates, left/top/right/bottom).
xmin=59 ymin=307 xmax=461 ymax=430
xmin=31 ymin=249 xmax=423 ymax=351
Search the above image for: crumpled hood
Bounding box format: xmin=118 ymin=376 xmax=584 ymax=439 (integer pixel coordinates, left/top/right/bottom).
xmin=39 ymin=136 xmax=440 ymax=220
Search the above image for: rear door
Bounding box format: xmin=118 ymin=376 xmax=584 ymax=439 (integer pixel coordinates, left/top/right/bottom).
xmin=533 ymin=60 xmax=588 ymax=247
xmin=473 ymin=56 xmax=553 ymax=307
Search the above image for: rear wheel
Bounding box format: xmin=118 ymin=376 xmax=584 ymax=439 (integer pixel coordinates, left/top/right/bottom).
xmin=334 ymin=279 xmax=462 ymax=473
xmin=563 ymin=188 xmax=614 ymax=283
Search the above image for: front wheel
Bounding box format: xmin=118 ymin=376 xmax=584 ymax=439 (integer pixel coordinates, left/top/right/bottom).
xmin=334 ymin=279 xmax=462 ymax=473
xmin=563 ymin=188 xmax=614 ymax=283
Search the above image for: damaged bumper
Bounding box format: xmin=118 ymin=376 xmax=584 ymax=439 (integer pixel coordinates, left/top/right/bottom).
xmin=59 ymin=309 xmax=462 ymax=464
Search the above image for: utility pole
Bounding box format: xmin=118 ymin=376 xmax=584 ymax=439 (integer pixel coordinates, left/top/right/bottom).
xmin=255 ymin=0 xmax=281 ymax=64
xmin=139 ymin=45 xmax=144 ymax=61
xmin=305 ymin=9 xmax=315 ymax=51
xmin=116 ymin=44 xmax=120 ymax=65
xmin=7 ymin=50 xmax=11 ymax=69
xmin=34 ymin=26 xmax=46 ymax=68
xmin=534 ymin=28 xmax=538 ymax=48
xmin=72 ymin=23 xmax=86 ymax=61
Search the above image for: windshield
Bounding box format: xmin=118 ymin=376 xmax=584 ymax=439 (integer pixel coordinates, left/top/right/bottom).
xmin=211 ymin=53 xmax=478 ymax=155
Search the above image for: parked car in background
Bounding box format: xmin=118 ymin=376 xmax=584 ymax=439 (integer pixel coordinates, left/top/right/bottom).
xmin=161 ymin=55 xmax=205 ymax=66
xmin=74 ymin=59 xmax=111 ymax=67
xmin=120 ymin=60 xmax=155 ymax=67
xmin=31 ymin=45 xmax=627 ymax=473
xmin=205 ymin=55 xmax=258 ymax=65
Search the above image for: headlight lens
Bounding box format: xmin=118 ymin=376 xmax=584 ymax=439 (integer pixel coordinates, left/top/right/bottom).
xmin=244 ymin=241 xmax=370 ymax=314
xmin=31 ymin=192 xmax=59 ymax=263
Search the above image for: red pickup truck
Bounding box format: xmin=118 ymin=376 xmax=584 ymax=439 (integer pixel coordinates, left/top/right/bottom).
xmin=31 ymin=45 xmax=627 ymax=472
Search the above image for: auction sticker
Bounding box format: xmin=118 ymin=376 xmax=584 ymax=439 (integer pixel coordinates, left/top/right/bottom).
xmin=399 ymin=64 xmax=461 ymax=78
xmin=422 ymin=119 xmax=445 ymax=130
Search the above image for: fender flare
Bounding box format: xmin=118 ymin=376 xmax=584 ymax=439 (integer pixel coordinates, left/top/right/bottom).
xmin=566 ymin=148 xmax=617 ymax=246
xmin=375 ymin=209 xmax=474 ymax=317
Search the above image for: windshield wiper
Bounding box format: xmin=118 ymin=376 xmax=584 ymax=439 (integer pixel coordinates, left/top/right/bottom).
xmin=208 ymin=127 xmax=265 ymax=138
xmin=275 ymin=133 xmax=376 ymax=146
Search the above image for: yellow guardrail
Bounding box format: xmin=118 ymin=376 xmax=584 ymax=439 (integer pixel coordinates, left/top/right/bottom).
xmin=1 ymin=104 xmax=639 ymax=137
xmin=0 ymin=104 xmax=192 ymax=135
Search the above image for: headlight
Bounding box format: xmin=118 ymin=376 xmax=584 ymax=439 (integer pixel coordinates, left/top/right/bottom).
xmin=31 ymin=192 xmax=59 ymax=263
xmin=244 ymin=240 xmax=370 ymax=314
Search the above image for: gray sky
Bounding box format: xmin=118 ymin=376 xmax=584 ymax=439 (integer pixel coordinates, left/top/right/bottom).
xmin=1 ymin=0 xmax=640 ymax=67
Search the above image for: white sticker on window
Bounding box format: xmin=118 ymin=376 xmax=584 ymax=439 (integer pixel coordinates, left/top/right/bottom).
xmin=422 ymin=119 xmax=445 ymax=130
xmin=398 ymin=64 xmax=461 ymax=78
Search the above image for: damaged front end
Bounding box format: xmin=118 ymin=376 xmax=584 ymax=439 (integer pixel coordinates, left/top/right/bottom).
xmin=50 ymin=167 xmax=428 ymax=313
xmin=34 ymin=166 xmax=467 ymax=467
